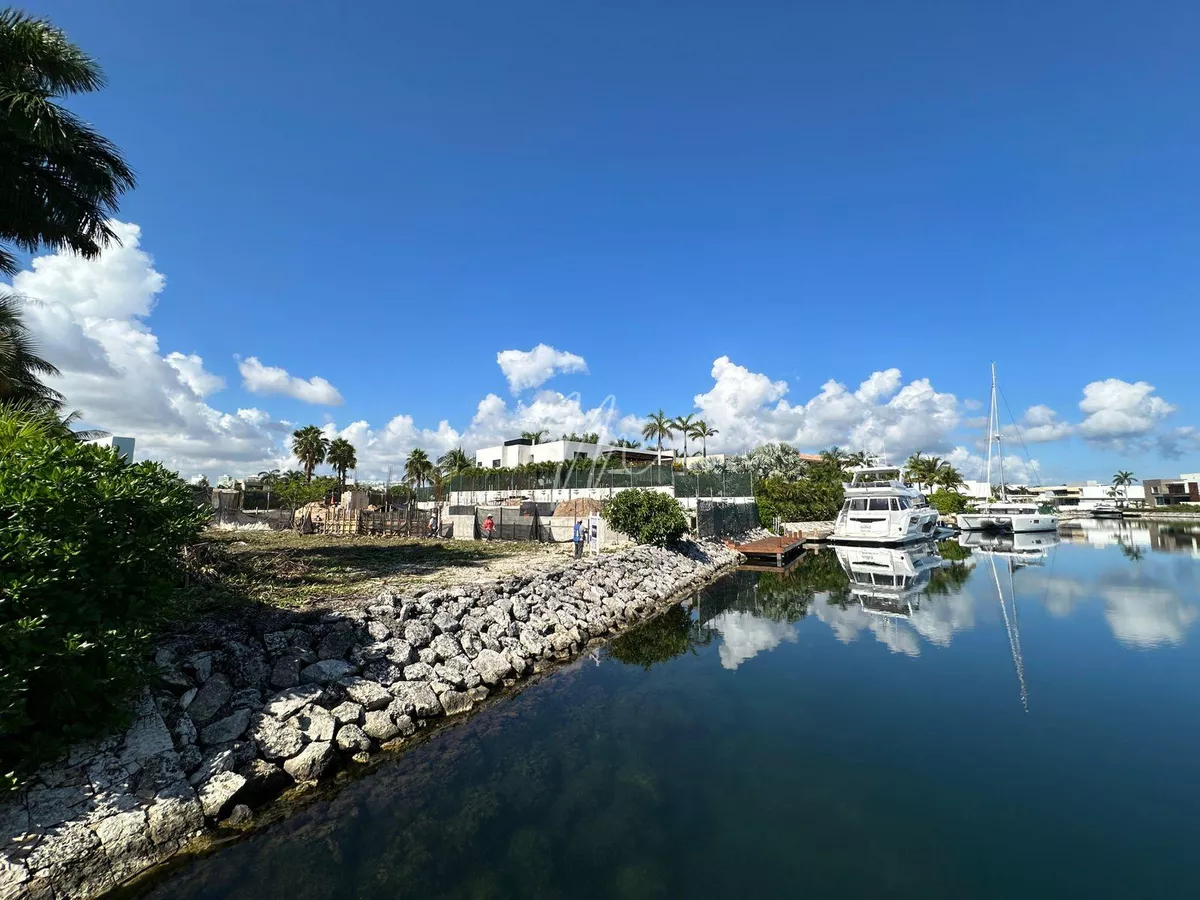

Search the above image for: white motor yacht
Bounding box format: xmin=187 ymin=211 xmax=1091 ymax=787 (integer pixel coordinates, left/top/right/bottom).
xmin=957 ymin=364 xmax=1058 ymax=535
xmin=1090 ymin=502 xmax=1125 ymax=520
xmin=832 ymin=464 xmax=941 ymax=545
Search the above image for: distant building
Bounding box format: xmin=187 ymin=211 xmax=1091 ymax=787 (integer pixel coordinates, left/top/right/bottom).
xmin=474 ymin=438 xmax=661 ymax=468
xmin=87 ymin=435 xmax=135 ymax=463
xmin=1143 ymin=476 xmax=1200 ymax=506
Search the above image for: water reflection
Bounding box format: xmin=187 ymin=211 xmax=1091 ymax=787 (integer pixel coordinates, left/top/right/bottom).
xmin=671 ymin=523 xmax=1200 ymax=666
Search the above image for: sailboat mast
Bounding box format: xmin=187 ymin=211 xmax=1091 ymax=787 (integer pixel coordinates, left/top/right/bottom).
xmin=985 ymin=363 xmax=995 ymax=491
xmin=995 ymin=367 xmax=1007 ymax=501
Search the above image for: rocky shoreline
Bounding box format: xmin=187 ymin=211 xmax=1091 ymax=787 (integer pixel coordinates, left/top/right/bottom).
xmin=0 ymin=540 xmax=740 ymax=900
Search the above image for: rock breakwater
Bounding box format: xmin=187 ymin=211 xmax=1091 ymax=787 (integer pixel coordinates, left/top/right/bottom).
xmin=0 ymin=540 xmax=739 ymax=899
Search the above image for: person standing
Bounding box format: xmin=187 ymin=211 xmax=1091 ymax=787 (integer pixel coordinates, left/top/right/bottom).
xmin=573 ymin=519 xmax=584 ymax=559
xmin=483 ymin=514 xmax=495 ymax=541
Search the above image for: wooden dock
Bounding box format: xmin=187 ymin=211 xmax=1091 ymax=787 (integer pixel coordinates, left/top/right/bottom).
xmin=728 ymin=533 xmax=806 ymax=566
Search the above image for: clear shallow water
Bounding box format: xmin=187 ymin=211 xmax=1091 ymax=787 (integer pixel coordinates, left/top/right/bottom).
xmin=145 ymin=519 xmax=1200 ymax=899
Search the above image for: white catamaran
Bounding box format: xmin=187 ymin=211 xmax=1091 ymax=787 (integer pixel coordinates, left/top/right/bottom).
xmin=832 ymin=462 xmax=941 ymax=545
xmin=957 ymin=364 xmax=1058 ymax=535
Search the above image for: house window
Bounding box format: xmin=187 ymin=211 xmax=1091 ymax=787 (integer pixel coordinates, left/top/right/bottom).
xmin=574 ymin=452 xmax=588 ymax=460
xmin=492 ymin=460 xmax=501 ymax=468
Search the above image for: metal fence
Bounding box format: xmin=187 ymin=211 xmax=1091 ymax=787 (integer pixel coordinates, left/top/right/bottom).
xmin=449 ymin=467 xmax=753 ymax=498
xmin=298 ymin=505 xmax=444 ymax=537
xmin=695 ymin=501 xmax=761 ymax=539
xmin=476 ymin=504 xmax=550 ymax=542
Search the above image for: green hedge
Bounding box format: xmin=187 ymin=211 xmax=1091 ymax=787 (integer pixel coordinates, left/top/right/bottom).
xmin=928 ymin=490 xmax=972 ymax=515
xmin=0 ymin=425 xmax=207 ymax=782
xmin=602 ymin=489 xmax=687 ymax=547
xmin=755 ymin=476 xmax=844 ymax=525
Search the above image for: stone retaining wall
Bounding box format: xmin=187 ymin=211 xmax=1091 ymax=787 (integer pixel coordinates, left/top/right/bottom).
xmin=0 ymin=541 xmax=740 ymax=900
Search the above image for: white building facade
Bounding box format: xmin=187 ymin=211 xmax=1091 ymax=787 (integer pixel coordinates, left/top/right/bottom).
xmin=474 ymin=438 xmax=659 ymax=468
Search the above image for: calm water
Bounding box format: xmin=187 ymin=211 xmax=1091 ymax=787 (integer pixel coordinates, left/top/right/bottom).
xmin=146 ymin=519 xmax=1200 ymax=899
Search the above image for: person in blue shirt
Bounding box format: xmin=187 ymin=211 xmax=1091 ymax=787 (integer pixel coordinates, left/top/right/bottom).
xmin=573 ymin=519 xmax=584 ymax=559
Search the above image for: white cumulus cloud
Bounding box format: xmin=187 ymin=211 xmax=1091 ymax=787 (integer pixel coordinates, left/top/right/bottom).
xmin=238 ymin=356 xmax=343 ymax=406
xmin=496 ymin=344 xmax=588 ymax=393
xmin=1078 ymin=378 xmax=1175 ymax=447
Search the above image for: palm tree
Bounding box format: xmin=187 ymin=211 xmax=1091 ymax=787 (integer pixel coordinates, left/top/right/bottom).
xmin=641 ymin=410 xmax=675 ymax=463
xmin=0 ymin=293 xmax=63 ymax=410
xmin=327 ymin=438 xmax=357 ymax=494
xmin=613 ymin=437 xmax=641 ymax=448
xmin=1112 ymin=470 xmax=1137 ymax=506
xmin=935 ymin=463 xmax=965 ymax=493
xmin=291 ymin=425 xmax=329 ymax=483
xmin=404 ymin=448 xmax=434 ymax=496
xmin=845 ymin=450 xmax=870 ymax=468
xmin=0 ymin=10 xmax=136 ymax=278
xmin=438 ymin=446 xmax=473 ymax=475
xmin=520 ymin=429 xmax=547 ymax=444
xmin=689 ymin=421 xmax=718 ymax=458
xmin=257 ymin=469 xmax=281 ymax=509
xmin=672 ymin=414 xmax=696 ymax=461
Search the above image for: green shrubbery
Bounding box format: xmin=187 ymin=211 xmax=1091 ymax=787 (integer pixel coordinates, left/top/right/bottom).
xmin=602 ymin=489 xmax=687 ymax=547
xmin=928 ymin=490 xmax=971 ymax=515
xmin=0 ymin=416 xmax=207 ymax=781
xmin=755 ymin=475 xmax=844 ymax=525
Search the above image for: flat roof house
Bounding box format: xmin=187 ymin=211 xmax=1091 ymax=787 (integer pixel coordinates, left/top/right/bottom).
xmin=1143 ymin=477 xmax=1200 ymax=506
xmin=474 ymin=438 xmax=662 ymax=468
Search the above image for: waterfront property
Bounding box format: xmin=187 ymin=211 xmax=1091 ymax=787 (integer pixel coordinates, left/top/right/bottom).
xmin=139 ymin=523 xmax=1200 ymax=899
xmin=474 ymin=437 xmax=662 ymax=468
xmin=1142 ymin=475 xmax=1200 ymax=506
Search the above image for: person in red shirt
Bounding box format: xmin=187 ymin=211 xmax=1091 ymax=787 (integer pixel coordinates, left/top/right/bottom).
xmin=482 ymin=514 xmax=495 ymax=541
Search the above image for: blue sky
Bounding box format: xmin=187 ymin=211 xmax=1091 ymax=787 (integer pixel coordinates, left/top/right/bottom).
xmin=10 ymin=0 xmax=1200 ymax=482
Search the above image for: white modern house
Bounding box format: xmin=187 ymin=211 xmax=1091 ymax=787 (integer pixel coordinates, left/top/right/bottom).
xmin=474 ymin=437 xmax=661 ymax=468
xmin=88 ymin=435 xmax=136 ymax=463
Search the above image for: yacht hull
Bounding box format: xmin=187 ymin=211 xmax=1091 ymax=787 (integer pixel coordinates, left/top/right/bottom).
xmin=831 ymin=510 xmax=941 ymax=545
xmin=957 ymin=513 xmax=1058 ymax=534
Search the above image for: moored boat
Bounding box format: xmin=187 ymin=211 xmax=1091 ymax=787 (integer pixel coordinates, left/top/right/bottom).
xmin=832 ymin=463 xmax=941 ymax=545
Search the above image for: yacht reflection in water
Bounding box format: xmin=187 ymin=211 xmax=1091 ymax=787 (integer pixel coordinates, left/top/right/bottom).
xmin=834 ymin=541 xmax=945 ymax=617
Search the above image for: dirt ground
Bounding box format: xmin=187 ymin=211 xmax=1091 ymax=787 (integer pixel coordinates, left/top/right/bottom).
xmin=177 ymin=529 xmax=576 ymax=615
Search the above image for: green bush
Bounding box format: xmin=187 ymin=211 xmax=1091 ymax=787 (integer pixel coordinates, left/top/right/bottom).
xmin=602 ymin=489 xmax=687 ymax=547
xmin=928 ymin=490 xmax=971 ymax=515
xmin=755 ymin=476 xmax=844 ymax=525
xmin=0 ymin=424 xmax=207 ymax=780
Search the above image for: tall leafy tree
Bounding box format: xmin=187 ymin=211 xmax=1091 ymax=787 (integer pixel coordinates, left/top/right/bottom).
xmin=257 ymin=468 xmax=280 ymax=509
xmin=672 ymin=413 xmax=696 ymax=460
xmin=327 ymin=437 xmax=357 ymax=493
xmin=438 ymin=446 xmax=473 ymax=475
xmin=405 ymin=447 xmax=433 ymax=495
xmin=935 ymin=463 xmax=965 ymax=492
xmin=641 ymin=410 xmax=674 ymax=463
xmin=1112 ymin=470 xmax=1137 ymax=503
xmin=689 ymin=421 xmax=718 ymax=458
xmin=291 ymin=425 xmax=329 ymax=483
xmin=0 ymin=294 xmax=62 ymax=409
xmin=0 ymin=9 xmax=136 ymax=278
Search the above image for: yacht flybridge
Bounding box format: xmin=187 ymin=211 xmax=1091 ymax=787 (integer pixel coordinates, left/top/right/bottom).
xmin=831 ymin=463 xmax=941 ymax=545
xmin=957 ymin=364 xmax=1058 ymax=535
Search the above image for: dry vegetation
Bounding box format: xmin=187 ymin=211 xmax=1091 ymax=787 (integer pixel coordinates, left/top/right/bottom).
xmin=175 ymin=529 xmax=574 ymax=616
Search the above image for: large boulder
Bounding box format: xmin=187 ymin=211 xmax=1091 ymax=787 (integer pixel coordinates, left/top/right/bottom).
xmin=283 ymin=742 xmax=336 ymax=782
xmin=287 ymin=705 xmax=335 ymax=743
xmin=299 ymin=660 xmax=356 ymax=685
xmin=199 ymin=708 xmax=252 ymax=746
xmin=338 ymin=678 xmax=392 ymax=711
xmin=390 ymin=681 xmax=442 ymax=718
xmin=263 ymin=685 xmax=326 ymax=719
xmin=248 ymin=713 xmax=305 ymax=761
xmin=335 ymin=724 xmax=373 ymax=753
xmin=472 ymin=649 xmax=513 ymax=685
xmin=186 ymin=673 xmax=232 ymax=726
xmin=197 ymin=771 xmax=246 ymax=818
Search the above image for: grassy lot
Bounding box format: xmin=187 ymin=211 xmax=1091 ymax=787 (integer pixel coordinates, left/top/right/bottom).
xmin=175 ymin=528 xmax=568 ymax=616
